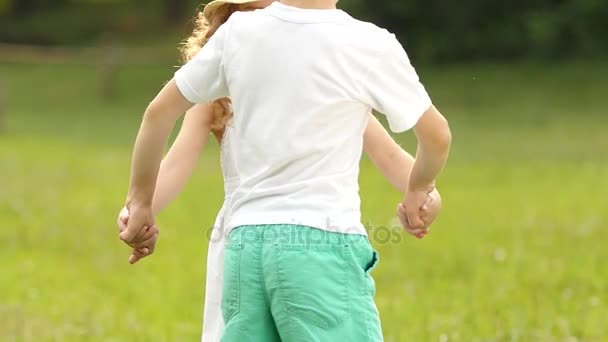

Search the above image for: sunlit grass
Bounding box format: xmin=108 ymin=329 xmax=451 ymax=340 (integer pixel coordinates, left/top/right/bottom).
xmin=0 ymin=62 xmax=606 ymax=341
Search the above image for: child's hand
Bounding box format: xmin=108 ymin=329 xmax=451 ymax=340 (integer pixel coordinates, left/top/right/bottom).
xmin=126 ymin=224 xmax=159 ymax=264
xmin=401 ymin=183 xmax=434 ymax=228
xmin=117 ymin=207 xmax=130 ymax=232
xmin=117 ymin=206 xmax=159 ymax=264
xmin=398 ymin=187 xmax=442 ymax=239
xmin=419 ymin=188 xmax=442 ymax=231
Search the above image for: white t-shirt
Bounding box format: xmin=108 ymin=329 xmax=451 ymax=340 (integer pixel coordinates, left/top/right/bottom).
xmin=175 ymin=2 xmax=432 ymax=236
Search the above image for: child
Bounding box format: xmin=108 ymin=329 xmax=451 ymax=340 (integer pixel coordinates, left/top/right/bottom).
xmin=119 ymin=0 xmax=451 ymax=340
xmin=119 ymin=3 xmax=442 ymax=341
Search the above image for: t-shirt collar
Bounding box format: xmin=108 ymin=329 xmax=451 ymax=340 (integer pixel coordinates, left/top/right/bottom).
xmin=264 ymin=1 xmax=350 ymax=23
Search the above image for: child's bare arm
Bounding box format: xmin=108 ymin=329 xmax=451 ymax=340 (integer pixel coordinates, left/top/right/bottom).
xmin=151 ymin=104 xmax=213 ymax=215
xmin=118 ymin=106 xmax=211 ymax=216
xmin=119 ymin=20 xmax=229 ymax=261
xmin=403 ymin=105 xmax=451 ymax=228
xmin=363 ymin=113 xmax=442 ymax=238
xmin=363 ymin=113 xmax=415 ymax=193
xmin=410 ymin=105 xmax=451 ymax=189
xmin=122 ymin=79 xmax=194 ymax=243
xmin=117 ymin=103 xmax=211 ymax=264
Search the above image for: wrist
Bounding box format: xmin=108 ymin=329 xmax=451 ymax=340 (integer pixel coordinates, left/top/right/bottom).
xmin=407 ymin=179 xmax=435 ymax=193
xmin=408 ymin=162 xmax=437 ymax=192
xmin=125 ymin=194 xmax=153 ymax=210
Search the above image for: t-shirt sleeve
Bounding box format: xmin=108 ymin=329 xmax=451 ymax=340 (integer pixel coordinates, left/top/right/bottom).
xmin=174 ymin=21 xmax=230 ymax=104
xmin=361 ymin=34 xmax=432 ymax=133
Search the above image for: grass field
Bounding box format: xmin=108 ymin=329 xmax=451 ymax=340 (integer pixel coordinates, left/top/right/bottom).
xmin=1 ymin=61 xmax=607 ymax=341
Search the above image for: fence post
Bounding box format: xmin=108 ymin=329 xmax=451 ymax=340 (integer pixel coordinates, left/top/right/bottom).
xmin=99 ymin=40 xmax=120 ymax=101
xmin=0 ymin=79 xmax=5 ymax=132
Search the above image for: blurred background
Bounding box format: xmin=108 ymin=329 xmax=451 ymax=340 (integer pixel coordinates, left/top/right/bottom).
xmin=1 ymin=0 xmax=606 ymax=341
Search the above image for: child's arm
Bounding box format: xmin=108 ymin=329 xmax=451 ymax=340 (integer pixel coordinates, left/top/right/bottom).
xmin=120 ymin=19 xmax=231 ymax=261
xmin=363 ymin=114 xmax=415 ymax=193
xmin=363 ymin=114 xmax=442 ymax=238
xmin=356 ymin=33 xmax=451 ymax=231
xmin=117 ymin=103 xmax=213 ymax=263
xmin=403 ymin=105 xmax=451 ymax=228
xmin=118 ymin=103 xmax=213 ymax=221
xmin=151 ymin=104 xmax=213 ymax=215
xmin=121 ymin=80 xmax=195 ymax=244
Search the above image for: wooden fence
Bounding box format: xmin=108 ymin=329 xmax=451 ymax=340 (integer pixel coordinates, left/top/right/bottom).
xmin=0 ymin=42 xmax=178 ymax=65
xmin=0 ymin=42 xmax=181 ymax=103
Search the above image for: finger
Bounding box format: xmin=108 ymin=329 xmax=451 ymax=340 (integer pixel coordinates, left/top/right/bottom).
xmin=397 ymin=203 xmax=410 ymax=227
xmin=117 ymin=218 xmax=126 ymax=232
xmin=134 ymin=225 xmax=159 ymax=245
xmin=129 ymin=251 xmax=142 ymax=264
xmin=129 ymin=247 xmax=151 ymax=264
xmin=397 ymin=203 xmax=411 ymax=222
xmin=419 ymin=209 xmax=432 ymax=226
xmin=120 ymin=223 xmax=143 ymax=243
xmin=399 ymin=203 xmax=428 ymax=232
xmin=416 ymin=230 xmax=431 ymax=239
xmin=422 ymin=199 xmax=441 ymax=225
xmin=133 ymin=225 xmax=150 ymax=243
xmin=131 ymin=242 xmax=157 ymax=264
xmin=117 ymin=213 xmax=128 ymax=232
xmin=406 ymin=227 xmax=428 ymax=236
xmin=420 ymin=231 xmax=430 ymax=239
xmin=146 ymin=242 xmax=156 ymax=256
xmin=119 ymin=209 xmax=129 ymax=224
xmin=147 ymin=225 xmax=160 ymax=236
xmin=405 ymin=227 xmax=426 ymax=239
xmin=420 ymin=212 xmax=435 ymax=227
xmin=412 ymin=232 xmax=428 ymax=240
xmin=397 ymin=203 xmax=407 ymax=216
xmin=407 ymin=212 xmax=424 ymax=228
xmin=406 ymin=204 xmax=425 ymax=229
xmin=421 ymin=195 xmax=433 ymax=212
xmin=121 ymin=212 xmax=153 ymax=243
xmin=133 ymin=248 xmax=148 ymax=258
xmin=129 ymin=251 xmax=144 ymax=264
xmin=135 ymin=221 xmax=159 ymax=242
xmin=132 ymin=233 xmax=158 ymax=249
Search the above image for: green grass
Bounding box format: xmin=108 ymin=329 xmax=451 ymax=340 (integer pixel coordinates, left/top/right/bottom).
xmin=0 ymin=61 xmax=607 ymax=341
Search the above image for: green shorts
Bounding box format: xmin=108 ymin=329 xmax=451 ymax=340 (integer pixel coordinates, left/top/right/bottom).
xmin=221 ymin=224 xmax=383 ymax=342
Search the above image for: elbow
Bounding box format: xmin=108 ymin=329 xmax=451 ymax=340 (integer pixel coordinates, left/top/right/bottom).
xmin=143 ymin=100 xmax=165 ymax=122
xmin=432 ymin=114 xmax=452 ymax=152
xmin=415 ymin=106 xmax=452 ymax=153
xmin=143 ymin=96 xmax=184 ymax=124
xmin=439 ymin=117 xmax=452 ymax=150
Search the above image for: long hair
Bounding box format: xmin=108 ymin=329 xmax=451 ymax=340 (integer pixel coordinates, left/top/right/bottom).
xmin=180 ymin=5 xmax=238 ymax=133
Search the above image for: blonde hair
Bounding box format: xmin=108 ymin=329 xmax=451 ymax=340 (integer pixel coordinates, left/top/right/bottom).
xmin=180 ymin=4 xmax=238 ymax=133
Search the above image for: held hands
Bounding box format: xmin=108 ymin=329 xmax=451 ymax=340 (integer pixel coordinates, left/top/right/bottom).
xmin=117 ymin=205 xmax=159 ymax=264
xmin=398 ymin=185 xmax=442 ymax=239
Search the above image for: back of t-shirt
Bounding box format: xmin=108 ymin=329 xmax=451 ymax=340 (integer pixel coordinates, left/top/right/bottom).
xmin=175 ymin=2 xmax=432 ymax=235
